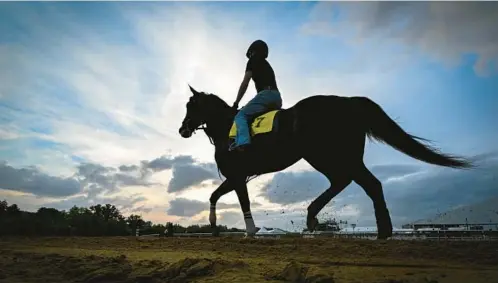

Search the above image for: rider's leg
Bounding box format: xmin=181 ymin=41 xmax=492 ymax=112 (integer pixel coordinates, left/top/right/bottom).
xmin=233 ymin=90 xmax=282 ymax=149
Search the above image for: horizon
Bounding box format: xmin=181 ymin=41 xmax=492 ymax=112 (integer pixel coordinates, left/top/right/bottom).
xmin=1 ymin=2 xmax=497 ymax=232
xmin=4 ymin=197 xmax=496 ymax=234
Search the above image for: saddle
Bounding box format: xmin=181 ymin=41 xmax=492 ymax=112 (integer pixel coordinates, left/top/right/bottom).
xmin=228 ymin=110 xmax=280 ymax=139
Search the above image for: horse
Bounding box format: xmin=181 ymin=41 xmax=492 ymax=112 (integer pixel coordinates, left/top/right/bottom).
xmin=178 ymin=85 xmax=473 ymax=239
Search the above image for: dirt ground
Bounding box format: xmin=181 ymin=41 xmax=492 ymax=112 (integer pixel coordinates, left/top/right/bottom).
xmin=0 ymin=236 xmax=497 ymax=283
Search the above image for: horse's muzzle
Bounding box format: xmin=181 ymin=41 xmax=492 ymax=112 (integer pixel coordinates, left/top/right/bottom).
xmin=179 ymin=126 xmax=192 ymax=138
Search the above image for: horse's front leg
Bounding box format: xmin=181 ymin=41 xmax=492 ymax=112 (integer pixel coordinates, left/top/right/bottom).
xmin=234 ymin=179 xmax=258 ymax=237
xmin=209 ymin=179 xmax=235 ymax=236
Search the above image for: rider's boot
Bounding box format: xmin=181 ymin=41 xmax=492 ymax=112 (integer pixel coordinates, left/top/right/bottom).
xmin=228 ymin=142 xmax=250 ymax=153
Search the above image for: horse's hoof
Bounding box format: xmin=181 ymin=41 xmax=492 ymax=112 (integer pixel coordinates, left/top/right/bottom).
xmin=211 ymin=226 xmax=220 ymax=237
xmin=377 ymin=230 xmax=392 ymax=240
xmin=244 ymin=233 xmax=255 ymax=239
xmin=244 ymin=229 xmax=257 ymax=238
xmin=306 ymin=217 xmax=319 ymax=232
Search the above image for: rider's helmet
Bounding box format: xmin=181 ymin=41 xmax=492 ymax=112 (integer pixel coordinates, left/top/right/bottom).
xmin=246 ymin=40 xmax=268 ymax=59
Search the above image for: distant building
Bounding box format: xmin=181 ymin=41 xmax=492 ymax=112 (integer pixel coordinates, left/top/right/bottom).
xmin=256 ymin=227 xmax=289 ymax=235
xmin=403 ymin=197 xmax=498 ymax=231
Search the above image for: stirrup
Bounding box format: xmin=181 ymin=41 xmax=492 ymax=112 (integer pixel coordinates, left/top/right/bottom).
xmin=229 ymin=143 xmax=249 ymax=152
xmin=228 ymin=141 xmax=237 ymax=151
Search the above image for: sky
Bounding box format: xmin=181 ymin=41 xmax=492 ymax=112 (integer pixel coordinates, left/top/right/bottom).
xmin=1 ymin=2 xmax=497 ymax=232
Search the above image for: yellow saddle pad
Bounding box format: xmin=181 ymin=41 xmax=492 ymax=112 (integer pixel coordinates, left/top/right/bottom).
xmin=229 ymin=110 xmax=279 ymax=139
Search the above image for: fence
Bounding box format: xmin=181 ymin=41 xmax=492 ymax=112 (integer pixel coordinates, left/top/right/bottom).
xmin=135 ymin=230 xmax=498 ymax=241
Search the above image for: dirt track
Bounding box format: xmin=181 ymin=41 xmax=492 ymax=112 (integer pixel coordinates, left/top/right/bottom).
xmin=1 ymin=236 xmax=497 ymax=283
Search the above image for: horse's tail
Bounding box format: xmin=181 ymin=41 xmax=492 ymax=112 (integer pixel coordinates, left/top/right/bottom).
xmin=357 ymin=97 xmax=473 ymax=169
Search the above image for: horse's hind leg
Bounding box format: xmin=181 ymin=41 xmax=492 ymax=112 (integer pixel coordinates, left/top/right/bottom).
xmin=353 ymin=163 xmax=393 ymax=239
xmin=304 ymin=156 xmax=353 ymax=232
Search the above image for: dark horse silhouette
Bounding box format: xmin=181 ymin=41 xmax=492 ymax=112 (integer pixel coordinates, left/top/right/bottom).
xmin=178 ymin=85 xmax=473 ymax=239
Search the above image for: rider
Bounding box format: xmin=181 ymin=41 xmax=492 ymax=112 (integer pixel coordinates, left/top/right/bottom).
xmin=230 ymin=39 xmax=282 ymax=152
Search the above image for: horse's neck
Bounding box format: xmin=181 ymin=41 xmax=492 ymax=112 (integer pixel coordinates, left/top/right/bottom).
xmin=205 ymin=110 xmax=234 ymax=147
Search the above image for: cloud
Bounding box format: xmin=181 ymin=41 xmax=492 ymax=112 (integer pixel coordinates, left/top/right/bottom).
xmin=369 ymin=164 xmax=422 ymax=181
xmin=1 ymin=151 xmax=222 ymax=218
xmin=119 ymin=165 xmax=139 ymax=172
xmin=0 ymin=128 xmax=19 ymax=140
xmin=129 ymin=205 xmax=153 ymax=214
xmin=301 ymin=2 xmax=498 ymax=75
xmin=260 ymin=164 xmax=422 ymax=205
xmin=76 ymin=163 xmax=154 ymax=198
xmin=1 ymin=2 xmax=407 ymax=174
xmin=219 ymin=211 xmax=244 ymax=227
xmin=166 ymin=197 xmax=260 ymax=217
xmin=384 ymin=159 xmax=498 ymax=222
xmin=77 ymin=154 xmax=220 ymax=195
xmin=143 ymin=155 xmax=195 ymax=172
xmin=143 ymin=155 xmax=221 ymax=193
xmin=46 ymin=193 xmax=148 ymax=215
xmin=218 ymin=202 xmax=244 ymax=210
xmin=167 ymin=163 xmax=219 ymax=193
xmin=0 ymin=189 xmax=58 ymax=212
xmin=0 ymin=161 xmax=153 ymax=215
xmin=260 ymin=170 xmax=330 ymax=205
xmin=0 ymin=162 xmax=81 ymax=197
xmin=166 ymin=198 xmax=208 ymax=217
xmin=258 ymin=154 xmax=498 ymax=226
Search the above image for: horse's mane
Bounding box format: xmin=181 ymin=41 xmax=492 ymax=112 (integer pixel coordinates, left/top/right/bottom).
xmin=203 ymin=92 xmax=230 ymax=110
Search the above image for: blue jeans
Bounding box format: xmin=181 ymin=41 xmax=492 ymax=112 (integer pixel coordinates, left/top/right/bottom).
xmin=233 ymin=89 xmax=282 ymax=148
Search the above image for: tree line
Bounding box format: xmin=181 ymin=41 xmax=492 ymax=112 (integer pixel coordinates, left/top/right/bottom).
xmin=0 ymin=200 xmax=243 ymax=236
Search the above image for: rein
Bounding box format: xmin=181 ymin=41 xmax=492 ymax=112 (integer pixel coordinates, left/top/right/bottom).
xmin=197 ymin=125 xmax=215 ymax=146
xmin=201 ymin=126 xmax=215 ymax=146
xmin=183 ymin=118 xmax=214 ymax=145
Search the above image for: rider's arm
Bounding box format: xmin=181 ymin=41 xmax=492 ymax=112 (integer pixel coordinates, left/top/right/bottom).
xmin=234 ymin=59 xmax=253 ymax=108
xmin=234 ymin=70 xmax=252 ymax=107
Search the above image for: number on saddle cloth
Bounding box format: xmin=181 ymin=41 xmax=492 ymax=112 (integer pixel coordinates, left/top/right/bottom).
xmin=228 ymin=110 xmax=279 ymax=139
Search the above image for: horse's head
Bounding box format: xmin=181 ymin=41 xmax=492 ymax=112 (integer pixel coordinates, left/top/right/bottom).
xmin=179 ymin=85 xmax=211 ymax=138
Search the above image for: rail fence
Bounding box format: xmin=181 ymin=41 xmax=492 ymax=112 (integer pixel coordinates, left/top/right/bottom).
xmin=135 ymin=230 xmax=498 ymax=241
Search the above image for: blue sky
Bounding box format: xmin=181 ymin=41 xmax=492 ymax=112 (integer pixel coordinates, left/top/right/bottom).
xmin=0 ymin=2 xmax=497 ymax=230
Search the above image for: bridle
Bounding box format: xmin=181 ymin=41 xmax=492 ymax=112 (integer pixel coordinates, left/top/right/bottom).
xmin=182 ymin=117 xmax=206 ymax=133
xmin=181 ymin=117 xmax=214 ymax=145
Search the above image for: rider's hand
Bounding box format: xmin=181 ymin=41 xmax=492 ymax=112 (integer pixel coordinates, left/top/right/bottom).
xmin=232 ymin=102 xmax=239 ymax=110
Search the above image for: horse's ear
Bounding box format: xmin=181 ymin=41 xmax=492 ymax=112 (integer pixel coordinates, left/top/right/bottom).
xmin=188 ymin=84 xmax=199 ymax=96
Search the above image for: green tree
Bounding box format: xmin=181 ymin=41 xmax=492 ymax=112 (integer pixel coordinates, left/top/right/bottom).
xmin=0 ymin=200 xmax=8 ymax=213
xmin=0 ymin=201 xmax=244 ymax=237
xmin=126 ymin=214 xmax=144 ymax=234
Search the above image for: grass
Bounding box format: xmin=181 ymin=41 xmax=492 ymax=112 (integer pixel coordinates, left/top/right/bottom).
xmin=1 ymin=236 xmax=497 ymax=283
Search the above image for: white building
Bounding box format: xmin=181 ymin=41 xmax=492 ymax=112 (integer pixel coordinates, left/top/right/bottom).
xmin=405 ymin=197 xmax=498 ymax=231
